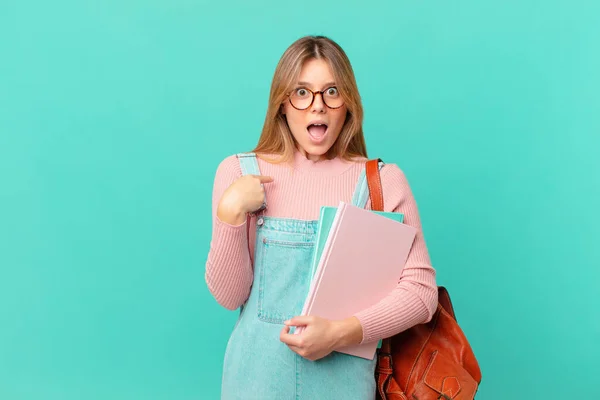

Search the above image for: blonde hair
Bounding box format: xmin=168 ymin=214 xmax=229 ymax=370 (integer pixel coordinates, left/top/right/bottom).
xmin=252 ymin=35 xmax=368 ymax=163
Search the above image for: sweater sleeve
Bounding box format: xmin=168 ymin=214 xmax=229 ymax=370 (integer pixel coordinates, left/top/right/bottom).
xmin=204 ymin=155 xmax=254 ymax=310
xmin=353 ymin=163 xmax=438 ymax=344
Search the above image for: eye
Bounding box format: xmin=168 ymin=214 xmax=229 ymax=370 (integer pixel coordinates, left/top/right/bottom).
xmin=326 ymin=87 xmax=339 ymax=96
xmin=294 ymin=88 xmax=310 ymax=97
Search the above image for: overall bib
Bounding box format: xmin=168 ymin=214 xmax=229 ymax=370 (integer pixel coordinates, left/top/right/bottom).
xmin=221 ymin=153 xmax=381 ymax=400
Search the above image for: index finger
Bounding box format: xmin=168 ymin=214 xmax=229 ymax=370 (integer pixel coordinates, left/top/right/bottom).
xmin=252 ymin=175 xmax=274 ymax=183
xmin=280 ymin=327 xmax=303 ymax=347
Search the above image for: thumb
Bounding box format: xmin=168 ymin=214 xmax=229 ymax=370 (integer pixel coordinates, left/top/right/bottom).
xmin=284 ymin=316 xmax=313 ymax=326
xmin=253 ymin=175 xmax=274 ymax=184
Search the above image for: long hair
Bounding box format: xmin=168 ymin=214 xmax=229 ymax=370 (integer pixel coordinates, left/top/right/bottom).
xmin=252 ymin=35 xmax=367 ymax=163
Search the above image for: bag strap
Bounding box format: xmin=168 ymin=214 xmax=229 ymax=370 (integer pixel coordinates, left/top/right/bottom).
xmin=366 ymin=158 xmax=384 ymax=211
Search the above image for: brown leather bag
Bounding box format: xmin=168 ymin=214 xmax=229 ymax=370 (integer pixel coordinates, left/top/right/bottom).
xmin=365 ymin=159 xmax=482 ymax=400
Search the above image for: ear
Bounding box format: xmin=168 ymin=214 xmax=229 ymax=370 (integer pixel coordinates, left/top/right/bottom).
xmin=280 ymin=102 xmax=286 ymax=115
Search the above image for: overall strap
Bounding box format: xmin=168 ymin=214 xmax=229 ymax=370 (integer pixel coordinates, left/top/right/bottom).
xmin=235 ymin=152 xmax=267 ymax=211
xmin=236 ymin=152 xmax=262 ymax=176
xmin=351 ymin=159 xmax=385 ymax=209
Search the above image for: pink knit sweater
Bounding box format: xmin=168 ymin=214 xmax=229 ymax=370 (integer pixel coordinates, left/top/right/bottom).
xmin=205 ymin=150 xmax=438 ymax=344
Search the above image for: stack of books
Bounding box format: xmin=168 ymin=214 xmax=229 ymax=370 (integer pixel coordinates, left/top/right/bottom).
xmin=295 ymin=201 xmax=417 ymax=359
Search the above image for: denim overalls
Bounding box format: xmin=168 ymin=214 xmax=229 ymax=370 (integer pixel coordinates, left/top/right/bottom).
xmin=221 ymin=153 xmax=381 ymax=400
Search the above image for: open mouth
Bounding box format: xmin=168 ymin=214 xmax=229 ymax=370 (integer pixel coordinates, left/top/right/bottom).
xmin=307 ymin=123 xmax=328 ymax=143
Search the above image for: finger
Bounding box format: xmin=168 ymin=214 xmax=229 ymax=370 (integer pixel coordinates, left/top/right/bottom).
xmin=280 ymin=328 xmax=303 ymax=348
xmin=287 ymin=344 xmax=304 ymax=355
xmin=286 ymin=344 xmax=314 ymax=360
xmin=252 ymin=175 xmax=274 ymax=184
xmin=280 ymin=325 xmax=291 ymax=339
xmin=284 ymin=316 xmax=313 ymax=327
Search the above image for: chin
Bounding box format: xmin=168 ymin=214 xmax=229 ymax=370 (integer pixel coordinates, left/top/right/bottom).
xmin=292 ymin=127 xmax=340 ymax=159
xmin=298 ymin=141 xmax=334 ymax=160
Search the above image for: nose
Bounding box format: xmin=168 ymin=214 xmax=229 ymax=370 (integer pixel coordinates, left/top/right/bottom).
xmin=310 ymin=91 xmax=326 ymax=113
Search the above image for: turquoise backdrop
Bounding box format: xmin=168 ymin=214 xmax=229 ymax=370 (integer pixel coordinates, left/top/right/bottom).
xmin=1 ymin=1 xmax=598 ymax=399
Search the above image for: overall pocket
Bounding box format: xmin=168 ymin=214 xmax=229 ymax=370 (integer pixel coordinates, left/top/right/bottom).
xmin=257 ymin=237 xmax=314 ymax=324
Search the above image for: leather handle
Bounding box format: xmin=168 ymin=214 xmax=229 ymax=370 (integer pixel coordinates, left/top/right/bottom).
xmin=366 ymin=158 xmax=384 ymax=211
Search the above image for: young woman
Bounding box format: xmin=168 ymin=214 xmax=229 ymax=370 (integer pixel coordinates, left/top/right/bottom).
xmin=205 ymin=35 xmax=438 ymax=399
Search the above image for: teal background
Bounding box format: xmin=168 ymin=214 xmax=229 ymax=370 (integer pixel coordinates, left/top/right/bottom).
xmin=1 ymin=0 xmax=598 ymax=398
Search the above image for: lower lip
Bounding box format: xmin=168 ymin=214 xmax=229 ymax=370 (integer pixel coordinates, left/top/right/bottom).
xmin=308 ymin=128 xmax=328 ymax=144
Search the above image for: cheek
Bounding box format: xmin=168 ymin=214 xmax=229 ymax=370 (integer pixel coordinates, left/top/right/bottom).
xmin=284 ymin=109 xmax=305 ymax=132
xmin=331 ymin=109 xmax=348 ymax=130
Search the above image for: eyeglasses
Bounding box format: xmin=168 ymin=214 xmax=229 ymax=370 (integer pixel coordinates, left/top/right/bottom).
xmin=287 ymin=86 xmax=344 ymax=110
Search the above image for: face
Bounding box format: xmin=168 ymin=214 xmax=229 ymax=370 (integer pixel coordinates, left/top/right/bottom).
xmin=282 ymin=58 xmax=348 ymax=161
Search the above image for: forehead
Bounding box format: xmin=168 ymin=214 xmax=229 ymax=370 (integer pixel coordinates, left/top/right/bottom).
xmin=297 ymin=58 xmax=335 ymax=85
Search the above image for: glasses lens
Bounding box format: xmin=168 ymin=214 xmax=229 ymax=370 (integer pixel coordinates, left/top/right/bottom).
xmin=290 ymin=88 xmax=313 ymax=110
xmin=323 ymin=87 xmax=343 ymax=108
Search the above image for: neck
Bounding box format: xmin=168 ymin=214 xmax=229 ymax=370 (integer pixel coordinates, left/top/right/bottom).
xmin=295 ymin=146 xmax=327 ymax=162
xmin=290 ymin=147 xmax=358 ymax=176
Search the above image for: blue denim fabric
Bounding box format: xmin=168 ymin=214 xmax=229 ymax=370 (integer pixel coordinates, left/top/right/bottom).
xmin=221 ymin=153 xmax=382 ymax=400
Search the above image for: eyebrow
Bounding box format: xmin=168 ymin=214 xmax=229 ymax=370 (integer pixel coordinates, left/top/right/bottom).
xmin=296 ymin=81 xmax=337 ymax=89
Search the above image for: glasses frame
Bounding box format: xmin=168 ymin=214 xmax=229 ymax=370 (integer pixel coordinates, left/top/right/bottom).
xmin=287 ymin=87 xmax=344 ymax=110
